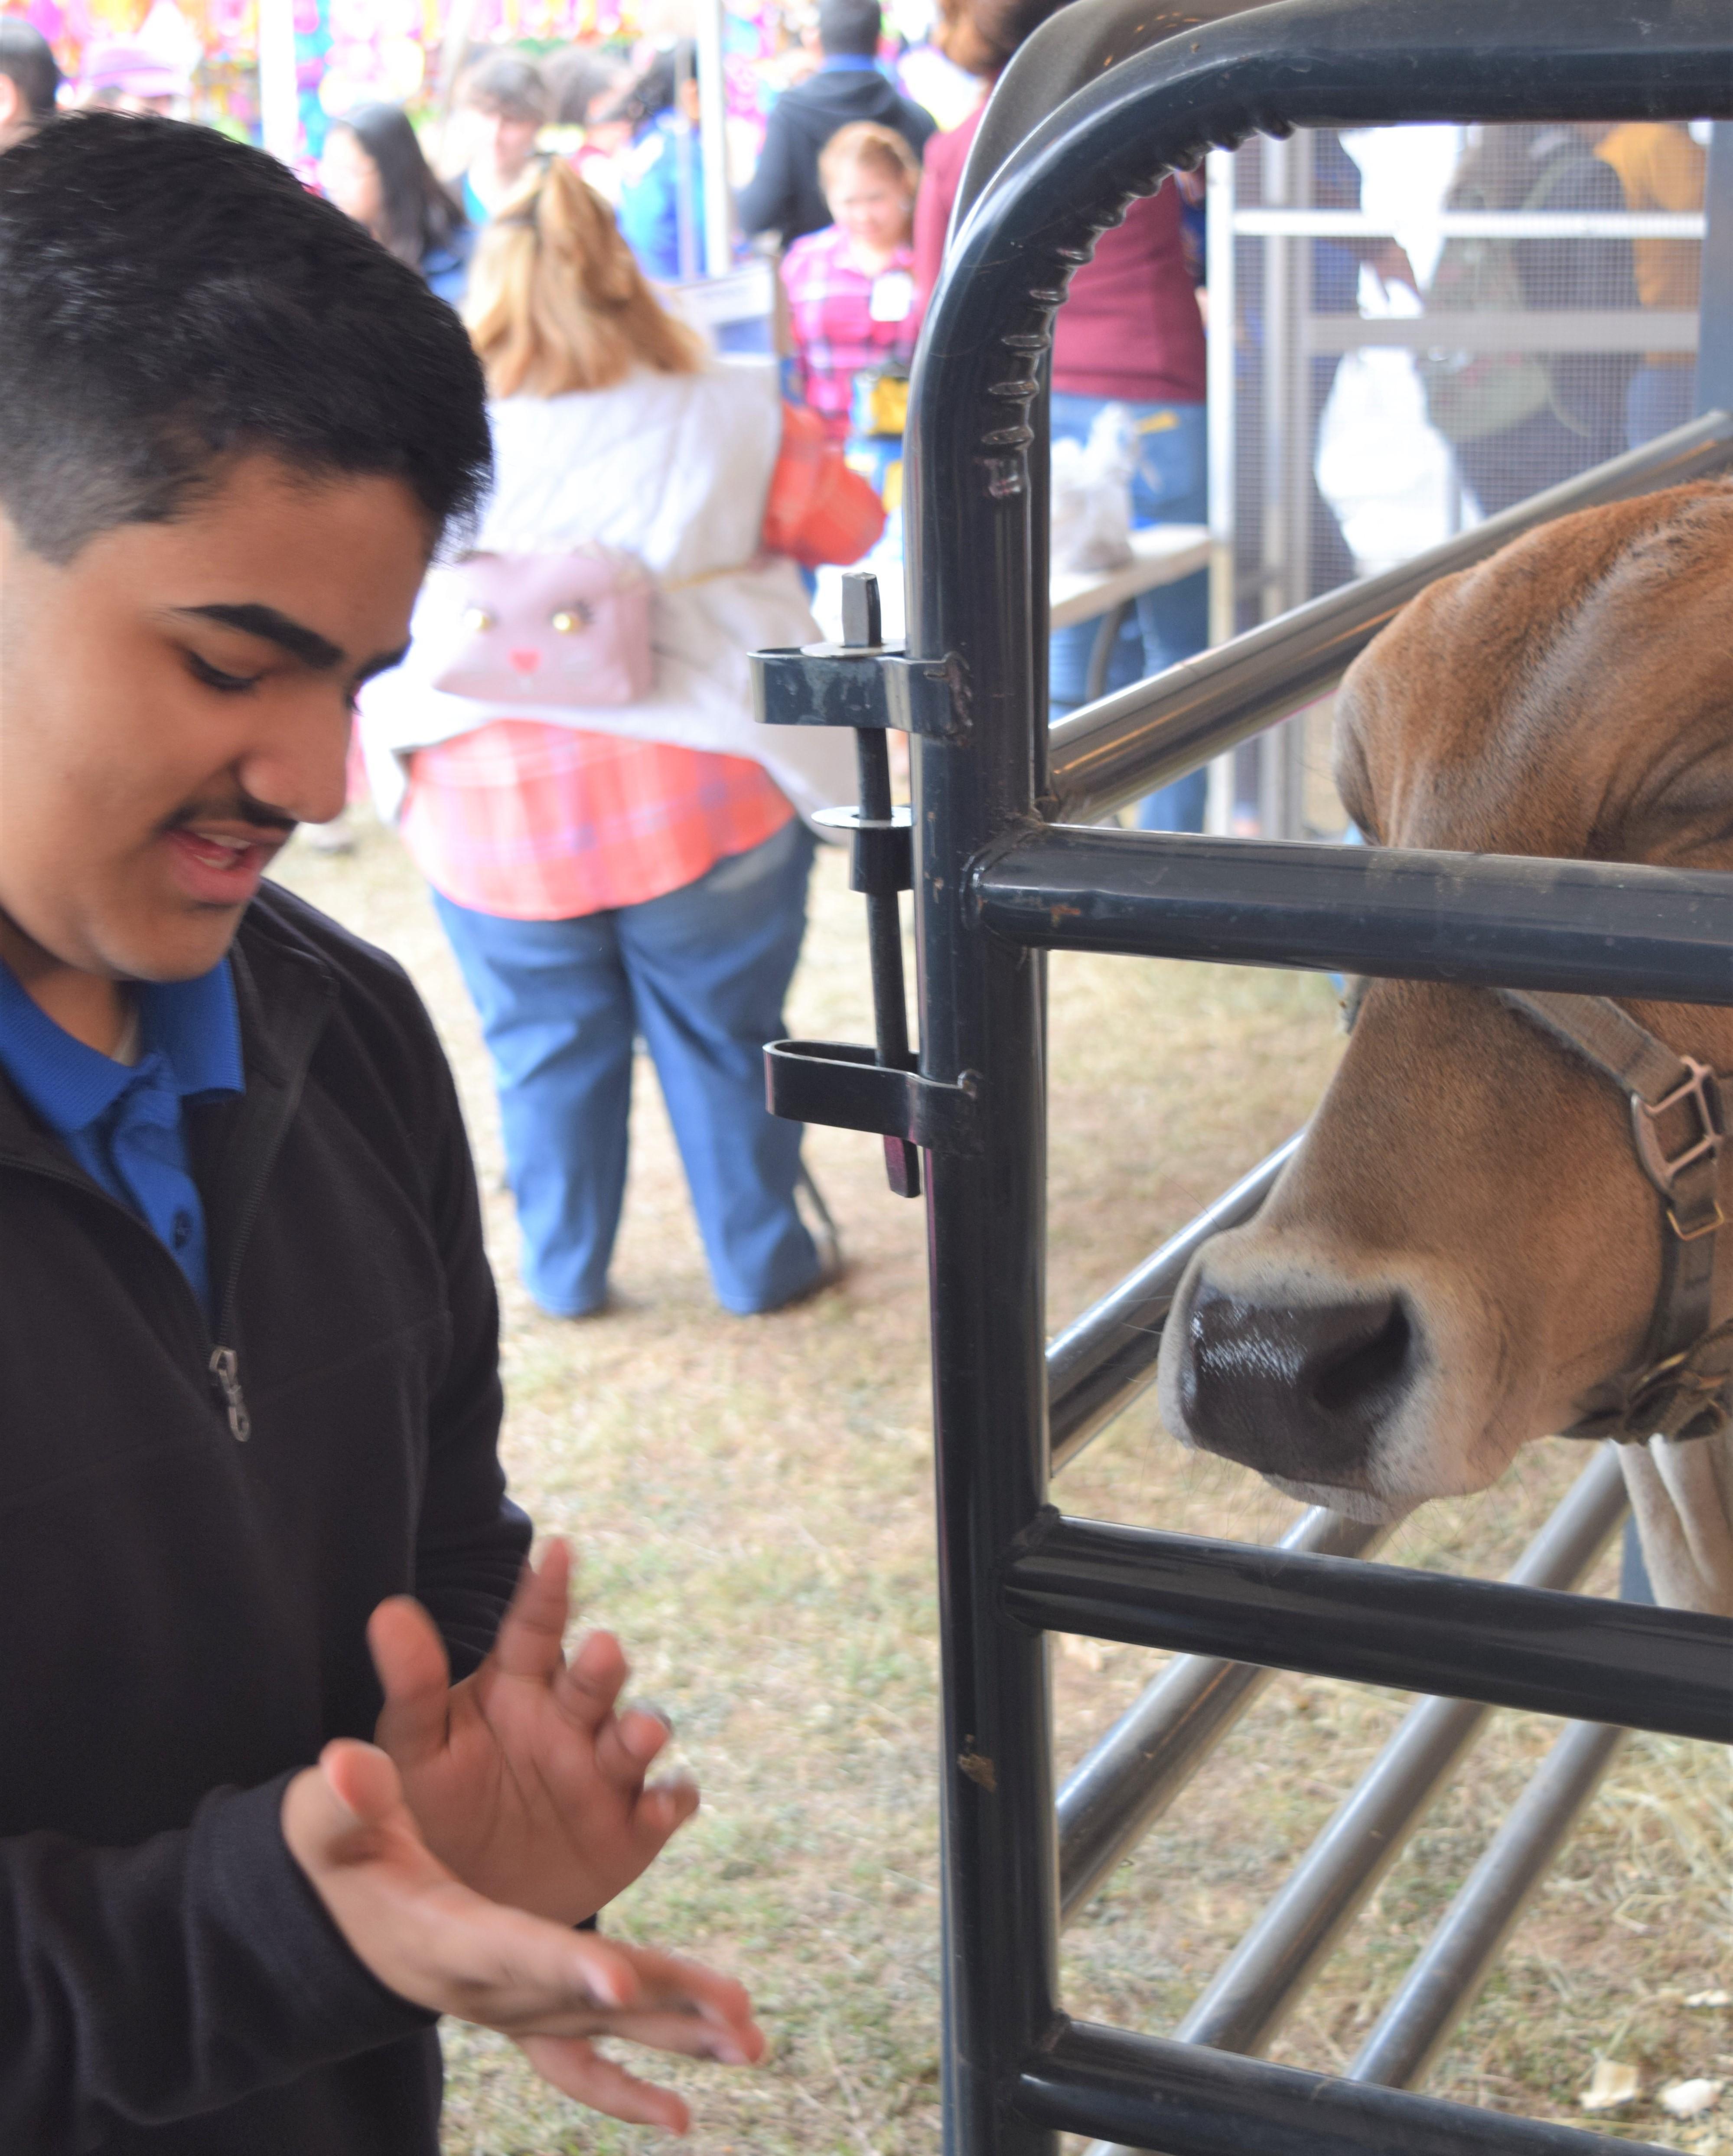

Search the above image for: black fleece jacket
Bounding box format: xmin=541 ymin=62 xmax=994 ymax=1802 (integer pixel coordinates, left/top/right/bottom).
xmin=735 ymin=65 xmax=935 ymax=243
xmin=0 ymin=881 xmax=531 ymax=2153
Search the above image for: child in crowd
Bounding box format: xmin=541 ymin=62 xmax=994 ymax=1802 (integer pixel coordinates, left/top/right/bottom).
xmin=781 ymin=121 xmax=920 ymax=446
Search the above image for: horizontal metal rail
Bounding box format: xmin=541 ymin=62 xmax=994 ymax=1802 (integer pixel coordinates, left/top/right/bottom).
xmin=1058 ymin=1506 xmax=1385 ymax=1923
xmin=1049 ymin=1136 xmax=1301 ymax=1471
xmin=1045 ymin=411 xmax=1733 ymax=823
xmin=1003 ymin=1514 xmax=1733 ymax=1742
xmin=1348 ymin=1720 xmax=1628 ymax=2091
xmin=1101 ymin=1452 xmax=1626 ymax=2093
xmin=976 ymin=827 xmax=1733 ymax=1005
xmin=1305 ymin=311 xmax=1697 ymax=355
xmin=1018 ymin=2017 xmax=1670 ymax=2156
xmin=1234 ymin=208 xmax=1706 ymax=239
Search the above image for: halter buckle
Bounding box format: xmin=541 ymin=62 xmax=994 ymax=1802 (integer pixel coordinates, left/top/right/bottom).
xmin=1631 ymin=1058 xmax=1725 ymax=1239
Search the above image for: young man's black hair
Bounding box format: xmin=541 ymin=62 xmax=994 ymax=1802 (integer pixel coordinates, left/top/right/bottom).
xmin=0 ymin=17 xmax=58 ymax=143
xmin=0 ymin=110 xmax=491 ymax=564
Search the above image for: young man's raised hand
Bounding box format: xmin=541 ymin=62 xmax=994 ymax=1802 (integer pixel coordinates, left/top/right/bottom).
xmin=368 ymin=1539 xmax=695 ymax=1924
xmin=282 ymin=1737 xmax=762 ymax=2132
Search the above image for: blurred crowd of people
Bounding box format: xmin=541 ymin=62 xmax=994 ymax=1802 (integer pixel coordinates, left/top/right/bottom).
xmin=0 ymin=1 xmax=1708 ymax=1320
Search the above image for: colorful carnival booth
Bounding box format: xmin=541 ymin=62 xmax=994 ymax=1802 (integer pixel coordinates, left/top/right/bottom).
xmin=0 ymin=0 xmax=839 ymax=179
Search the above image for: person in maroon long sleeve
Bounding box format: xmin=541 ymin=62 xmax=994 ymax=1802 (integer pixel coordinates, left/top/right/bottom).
xmin=912 ymin=0 xmax=1209 ymax=827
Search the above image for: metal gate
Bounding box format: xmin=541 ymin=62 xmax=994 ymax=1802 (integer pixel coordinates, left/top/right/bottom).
xmin=751 ymin=2 xmax=1733 ymax=2149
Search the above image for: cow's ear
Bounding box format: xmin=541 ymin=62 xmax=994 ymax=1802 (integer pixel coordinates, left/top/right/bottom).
xmin=1331 ymin=679 xmax=1383 ymax=848
xmin=1339 ymin=973 xmax=1368 ymax=1035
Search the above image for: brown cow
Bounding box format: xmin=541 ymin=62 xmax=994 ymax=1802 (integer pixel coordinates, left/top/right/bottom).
xmin=1155 ymin=481 xmax=1733 ymax=1615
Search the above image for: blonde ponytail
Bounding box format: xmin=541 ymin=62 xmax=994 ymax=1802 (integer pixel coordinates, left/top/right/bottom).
xmin=464 ymin=160 xmax=706 ymax=398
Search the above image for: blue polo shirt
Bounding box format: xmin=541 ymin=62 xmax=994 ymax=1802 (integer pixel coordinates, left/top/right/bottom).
xmin=0 ymin=958 xmax=244 ymax=1320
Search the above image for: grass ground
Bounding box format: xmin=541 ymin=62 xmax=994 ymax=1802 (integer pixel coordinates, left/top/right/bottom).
xmin=274 ymin=820 xmax=1730 ymax=2156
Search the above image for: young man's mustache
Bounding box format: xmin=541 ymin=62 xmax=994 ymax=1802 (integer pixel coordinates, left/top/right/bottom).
xmin=164 ymin=796 xmax=299 ymax=838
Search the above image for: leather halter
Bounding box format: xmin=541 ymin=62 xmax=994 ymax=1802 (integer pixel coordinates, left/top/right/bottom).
xmin=1495 ymin=990 xmax=1732 ymax=1447
xmin=1341 ymin=979 xmax=1733 ymax=1446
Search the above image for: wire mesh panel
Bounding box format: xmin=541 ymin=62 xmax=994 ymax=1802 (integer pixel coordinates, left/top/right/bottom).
xmin=1207 ymin=121 xmax=1709 ymax=838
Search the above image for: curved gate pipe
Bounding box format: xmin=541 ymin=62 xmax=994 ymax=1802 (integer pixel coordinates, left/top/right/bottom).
xmin=901 ymin=3 xmax=1732 ymax=2150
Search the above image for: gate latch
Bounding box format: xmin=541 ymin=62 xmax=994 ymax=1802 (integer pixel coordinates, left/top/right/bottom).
xmin=752 ymin=572 xmax=977 ymax=1197
xmin=749 ymin=579 xmax=968 ymax=743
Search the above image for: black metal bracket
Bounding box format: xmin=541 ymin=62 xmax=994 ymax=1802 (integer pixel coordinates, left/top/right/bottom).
xmin=750 ymin=575 xmax=971 ymax=744
xmin=753 ymin=646 xmax=969 ymax=740
xmin=765 ymin=1040 xmax=982 ymax=1156
xmin=755 ymin=571 xmax=943 ymax=1197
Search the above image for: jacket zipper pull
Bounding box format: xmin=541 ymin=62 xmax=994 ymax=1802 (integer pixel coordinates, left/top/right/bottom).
xmin=209 ymin=1347 xmax=252 ymax=1443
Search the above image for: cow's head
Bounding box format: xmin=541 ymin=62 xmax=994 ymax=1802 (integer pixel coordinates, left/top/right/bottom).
xmin=1156 ymin=483 xmax=1733 ymax=1602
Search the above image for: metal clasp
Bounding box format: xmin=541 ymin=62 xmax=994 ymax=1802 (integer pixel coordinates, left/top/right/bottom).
xmin=750 ymin=569 xmax=969 ymax=742
xmin=756 ymin=573 xmax=938 ymax=1197
xmin=1632 ymin=1058 xmax=1726 ymax=1240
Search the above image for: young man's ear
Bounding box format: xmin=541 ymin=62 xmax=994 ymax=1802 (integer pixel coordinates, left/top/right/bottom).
xmin=0 ymin=76 xmax=24 ymax=140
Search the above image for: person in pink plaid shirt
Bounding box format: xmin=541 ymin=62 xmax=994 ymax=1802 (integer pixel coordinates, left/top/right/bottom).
xmin=780 ymin=122 xmax=920 ymax=446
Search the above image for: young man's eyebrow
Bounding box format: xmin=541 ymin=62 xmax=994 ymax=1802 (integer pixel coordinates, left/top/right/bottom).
xmin=176 ymin=602 xmax=347 ymax=672
xmin=355 ymin=647 xmax=411 ymax=686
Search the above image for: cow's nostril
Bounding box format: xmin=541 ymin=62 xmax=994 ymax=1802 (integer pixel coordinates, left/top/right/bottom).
xmin=1311 ymin=1300 xmax=1411 ymax=1416
xmin=1179 ymin=1282 xmax=1417 ymax=1485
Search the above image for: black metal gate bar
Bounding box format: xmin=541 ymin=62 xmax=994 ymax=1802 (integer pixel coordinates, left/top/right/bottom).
xmin=1048 ymin=1136 xmax=1302 ymax=1467
xmin=1344 ymin=1722 xmax=1629 ymax=2094
xmin=1122 ymin=1453 xmax=1626 ymax=2066
xmin=1055 ymin=1400 xmax=1629 ymax=1947
xmin=1018 ymin=2020 xmax=1670 ymax=2156
xmin=1056 ymin=1505 xmax=1384 ymax=1922
xmin=976 ymin=831 xmax=1733 ymax=1001
xmin=1004 ymin=1513 xmax=1731 ymax=1741
xmin=1045 ymin=413 xmax=1733 ymax=824
xmin=890 ymin=2 xmax=1733 ymax=2149
xmin=1087 ymin=1729 xmax=1636 ymax=2155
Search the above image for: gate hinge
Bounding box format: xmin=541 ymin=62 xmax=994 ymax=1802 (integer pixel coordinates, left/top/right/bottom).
xmin=751 ymin=643 xmax=970 ymax=741
xmin=764 ymin=1040 xmax=982 ymax=1155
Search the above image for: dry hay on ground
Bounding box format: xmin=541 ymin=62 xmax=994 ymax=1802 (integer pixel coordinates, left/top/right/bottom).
xmin=275 ymin=821 xmax=1730 ymax=2156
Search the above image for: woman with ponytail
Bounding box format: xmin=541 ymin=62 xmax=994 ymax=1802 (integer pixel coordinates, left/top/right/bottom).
xmin=360 ymin=159 xmax=882 ymax=1322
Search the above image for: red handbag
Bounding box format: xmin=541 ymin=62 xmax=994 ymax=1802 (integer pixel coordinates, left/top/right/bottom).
xmin=760 ymin=403 xmax=886 ymax=570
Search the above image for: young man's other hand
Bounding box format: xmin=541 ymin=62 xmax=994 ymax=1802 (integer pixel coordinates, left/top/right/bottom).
xmin=282 ymin=1738 xmax=762 ymax=2132
xmin=368 ymin=1539 xmax=697 ymax=1924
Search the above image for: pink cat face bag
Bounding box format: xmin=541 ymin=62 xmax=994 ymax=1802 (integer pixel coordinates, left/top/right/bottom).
xmin=426 ymin=545 xmax=655 ymax=706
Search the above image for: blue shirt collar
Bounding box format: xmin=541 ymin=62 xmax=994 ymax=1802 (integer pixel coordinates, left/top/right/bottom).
xmin=0 ymin=958 xmax=243 ymax=1138
xmin=822 ymin=52 xmax=880 ymax=70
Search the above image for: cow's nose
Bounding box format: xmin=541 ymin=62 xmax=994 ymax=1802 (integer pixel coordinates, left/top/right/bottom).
xmin=1178 ymin=1280 xmax=1415 ymax=1482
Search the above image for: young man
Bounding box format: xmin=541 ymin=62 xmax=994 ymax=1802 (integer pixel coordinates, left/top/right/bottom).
xmin=0 ymin=111 xmax=760 ymax=2153
xmin=454 ymin=48 xmax=547 ymax=222
xmin=735 ymin=0 xmax=935 ymax=247
xmin=0 ymin=18 xmax=58 ymax=150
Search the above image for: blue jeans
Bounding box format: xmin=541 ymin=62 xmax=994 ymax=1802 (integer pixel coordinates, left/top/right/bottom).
xmin=1049 ymin=394 xmax=1209 ymax=832
xmin=433 ymin=819 xmax=820 ymax=1318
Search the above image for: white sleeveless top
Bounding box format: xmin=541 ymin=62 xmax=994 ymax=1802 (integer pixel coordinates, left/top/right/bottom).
xmin=358 ymin=356 xmax=854 ymax=825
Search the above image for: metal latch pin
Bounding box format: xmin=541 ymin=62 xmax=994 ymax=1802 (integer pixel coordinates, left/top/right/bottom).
xmin=841 ymin=572 xmax=922 ymax=1198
